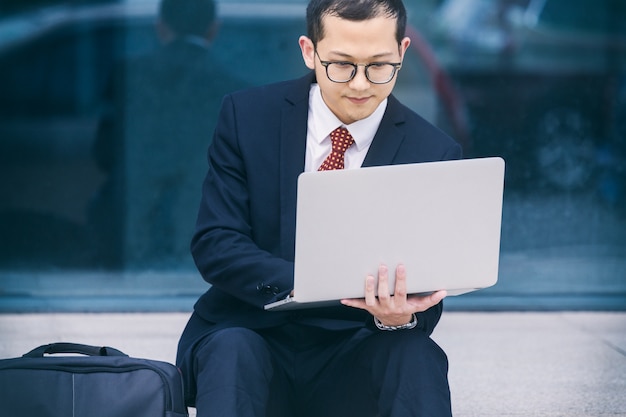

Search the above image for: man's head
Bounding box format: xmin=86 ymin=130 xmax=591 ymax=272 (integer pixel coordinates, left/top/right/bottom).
xmin=305 ymin=0 xmax=407 ymax=48
xmin=299 ymin=0 xmax=411 ymax=125
xmin=158 ymin=0 xmax=217 ymax=42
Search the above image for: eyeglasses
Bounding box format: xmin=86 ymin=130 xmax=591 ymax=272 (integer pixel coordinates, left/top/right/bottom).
xmin=315 ymin=51 xmax=402 ymax=84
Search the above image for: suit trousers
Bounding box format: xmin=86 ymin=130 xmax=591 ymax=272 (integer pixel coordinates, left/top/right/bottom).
xmin=178 ymin=316 xmax=452 ymax=417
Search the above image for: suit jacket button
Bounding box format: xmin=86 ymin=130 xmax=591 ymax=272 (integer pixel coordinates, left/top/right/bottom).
xmin=256 ymin=283 xmax=279 ymax=295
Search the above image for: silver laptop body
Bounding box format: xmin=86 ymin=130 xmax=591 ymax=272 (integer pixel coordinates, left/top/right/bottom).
xmin=265 ymin=157 xmax=505 ymax=311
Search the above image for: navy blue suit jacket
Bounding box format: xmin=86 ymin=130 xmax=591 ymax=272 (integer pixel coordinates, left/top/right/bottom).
xmin=188 ymin=72 xmax=462 ymax=339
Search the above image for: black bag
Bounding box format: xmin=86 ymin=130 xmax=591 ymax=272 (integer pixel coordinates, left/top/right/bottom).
xmin=0 ymin=342 xmax=188 ymax=417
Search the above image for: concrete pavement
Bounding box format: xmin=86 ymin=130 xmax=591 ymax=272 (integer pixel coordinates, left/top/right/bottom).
xmin=1 ymin=311 xmax=625 ymax=417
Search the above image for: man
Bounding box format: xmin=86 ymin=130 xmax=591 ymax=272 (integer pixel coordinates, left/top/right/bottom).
xmin=177 ymin=0 xmax=461 ymax=416
xmin=91 ymin=0 xmax=243 ymax=268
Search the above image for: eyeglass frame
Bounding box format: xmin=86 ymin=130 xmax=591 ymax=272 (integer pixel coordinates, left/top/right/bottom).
xmin=314 ymin=50 xmax=403 ymax=84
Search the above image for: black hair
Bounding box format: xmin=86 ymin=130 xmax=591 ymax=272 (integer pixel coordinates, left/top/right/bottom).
xmin=306 ymin=0 xmax=407 ymax=46
xmin=159 ymin=0 xmax=216 ymax=37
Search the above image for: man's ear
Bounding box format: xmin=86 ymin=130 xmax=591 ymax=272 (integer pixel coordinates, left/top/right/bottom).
xmin=299 ymin=36 xmax=315 ymax=70
xmin=399 ymin=36 xmax=411 ymax=60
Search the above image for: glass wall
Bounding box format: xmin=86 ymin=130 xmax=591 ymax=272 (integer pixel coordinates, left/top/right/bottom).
xmin=427 ymin=0 xmax=626 ymax=310
xmin=0 ymin=0 xmax=624 ymax=311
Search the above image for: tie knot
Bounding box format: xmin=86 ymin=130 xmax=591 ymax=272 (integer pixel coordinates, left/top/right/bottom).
xmin=318 ymin=127 xmax=354 ymax=171
xmin=330 ymin=127 xmax=354 ymax=153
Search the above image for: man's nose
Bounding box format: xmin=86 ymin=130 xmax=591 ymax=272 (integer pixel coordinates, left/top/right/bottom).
xmin=348 ymin=65 xmax=370 ymax=89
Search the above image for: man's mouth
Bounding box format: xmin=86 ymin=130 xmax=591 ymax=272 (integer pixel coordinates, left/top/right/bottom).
xmin=347 ymin=96 xmax=371 ymax=105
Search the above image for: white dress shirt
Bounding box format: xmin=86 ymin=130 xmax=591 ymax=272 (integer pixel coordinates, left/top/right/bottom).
xmin=304 ymin=84 xmax=387 ymax=172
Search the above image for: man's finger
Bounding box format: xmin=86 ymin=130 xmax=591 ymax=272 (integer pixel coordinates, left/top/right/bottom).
xmin=377 ymin=264 xmax=391 ymax=303
xmin=407 ymin=290 xmax=448 ymax=312
xmin=429 ymin=290 xmax=447 ymax=305
xmin=393 ymin=263 xmax=408 ymax=301
xmin=364 ymin=274 xmax=377 ymax=306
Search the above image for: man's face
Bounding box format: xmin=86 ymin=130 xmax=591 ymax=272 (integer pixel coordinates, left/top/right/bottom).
xmin=300 ymin=14 xmax=410 ymax=125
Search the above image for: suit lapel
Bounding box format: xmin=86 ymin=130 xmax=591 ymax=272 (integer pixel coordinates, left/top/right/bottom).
xmin=362 ymin=95 xmax=406 ymax=167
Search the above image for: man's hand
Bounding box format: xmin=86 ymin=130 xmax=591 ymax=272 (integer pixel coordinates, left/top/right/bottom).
xmin=340 ymin=264 xmax=447 ymax=327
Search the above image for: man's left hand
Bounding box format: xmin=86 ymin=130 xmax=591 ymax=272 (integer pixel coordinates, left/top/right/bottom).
xmin=340 ymin=263 xmax=447 ymax=327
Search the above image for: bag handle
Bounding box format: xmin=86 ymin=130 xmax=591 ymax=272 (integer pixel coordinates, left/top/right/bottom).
xmin=23 ymin=343 xmax=128 ymax=358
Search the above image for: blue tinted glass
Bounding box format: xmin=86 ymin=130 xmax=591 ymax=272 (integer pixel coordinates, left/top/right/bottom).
xmin=0 ymin=0 xmax=624 ymax=312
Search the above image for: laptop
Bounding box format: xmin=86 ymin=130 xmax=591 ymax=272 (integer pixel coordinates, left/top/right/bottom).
xmin=265 ymin=157 xmax=505 ymax=311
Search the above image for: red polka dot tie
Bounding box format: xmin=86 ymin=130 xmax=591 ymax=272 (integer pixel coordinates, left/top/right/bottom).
xmin=318 ymin=127 xmax=355 ymax=171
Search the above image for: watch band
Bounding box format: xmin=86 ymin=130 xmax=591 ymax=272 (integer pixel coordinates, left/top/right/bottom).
xmin=373 ymin=313 xmax=418 ymax=331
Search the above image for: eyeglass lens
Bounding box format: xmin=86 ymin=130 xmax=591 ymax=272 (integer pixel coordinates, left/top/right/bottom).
xmin=326 ymin=62 xmax=397 ymax=84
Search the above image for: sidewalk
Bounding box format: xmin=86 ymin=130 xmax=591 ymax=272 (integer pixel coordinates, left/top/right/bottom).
xmin=1 ymin=312 xmax=625 ymax=416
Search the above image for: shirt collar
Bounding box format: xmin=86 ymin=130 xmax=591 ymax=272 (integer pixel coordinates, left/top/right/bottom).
xmin=309 ymin=84 xmax=387 ymax=151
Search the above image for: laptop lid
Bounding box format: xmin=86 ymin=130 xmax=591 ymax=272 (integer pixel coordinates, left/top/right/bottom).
xmin=265 ymin=157 xmax=505 ymax=310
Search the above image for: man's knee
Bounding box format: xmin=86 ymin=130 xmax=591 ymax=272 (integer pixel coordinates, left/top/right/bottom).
xmin=194 ymin=327 xmax=273 ymax=376
xmin=365 ymin=330 xmax=449 ymax=374
xmin=181 ymin=327 xmax=274 ymax=409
